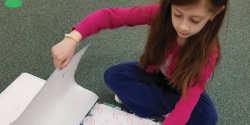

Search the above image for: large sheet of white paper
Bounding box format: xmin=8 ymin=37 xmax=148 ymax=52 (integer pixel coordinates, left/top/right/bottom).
xmin=0 ymin=73 xmax=46 ymax=125
xmin=9 ymin=44 xmax=98 ymax=125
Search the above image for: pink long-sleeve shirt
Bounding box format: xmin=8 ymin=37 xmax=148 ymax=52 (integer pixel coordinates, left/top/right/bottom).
xmin=72 ymin=4 xmax=219 ymax=125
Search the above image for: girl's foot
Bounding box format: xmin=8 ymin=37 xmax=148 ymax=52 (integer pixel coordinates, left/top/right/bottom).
xmin=115 ymin=94 xmax=122 ymax=104
xmin=162 ymin=113 xmax=169 ymax=118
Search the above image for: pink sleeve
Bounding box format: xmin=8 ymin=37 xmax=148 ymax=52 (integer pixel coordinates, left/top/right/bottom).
xmin=72 ymin=4 xmax=159 ymax=41
xmin=162 ymin=52 xmax=219 ymax=125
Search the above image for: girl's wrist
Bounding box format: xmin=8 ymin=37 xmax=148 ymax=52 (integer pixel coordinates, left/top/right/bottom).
xmin=69 ymin=30 xmax=82 ymax=43
xmin=64 ymin=37 xmax=79 ymax=47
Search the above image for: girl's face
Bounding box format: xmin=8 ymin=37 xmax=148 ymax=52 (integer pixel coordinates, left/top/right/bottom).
xmin=171 ymin=4 xmax=214 ymax=39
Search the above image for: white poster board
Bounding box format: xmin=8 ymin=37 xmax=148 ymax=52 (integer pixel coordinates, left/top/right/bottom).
xmin=0 ymin=44 xmax=98 ymax=125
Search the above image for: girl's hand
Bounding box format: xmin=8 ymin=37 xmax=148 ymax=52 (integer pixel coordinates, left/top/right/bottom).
xmin=51 ymin=38 xmax=78 ymax=70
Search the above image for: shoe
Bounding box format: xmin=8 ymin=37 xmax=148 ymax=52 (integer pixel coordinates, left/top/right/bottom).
xmin=115 ymin=94 xmax=122 ymax=104
xmin=162 ymin=113 xmax=169 ymax=118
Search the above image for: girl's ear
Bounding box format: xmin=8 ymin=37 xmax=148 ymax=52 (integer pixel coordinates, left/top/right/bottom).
xmin=210 ymin=5 xmax=225 ymax=21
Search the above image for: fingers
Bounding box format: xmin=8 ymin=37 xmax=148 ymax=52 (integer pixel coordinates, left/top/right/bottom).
xmin=53 ymin=57 xmax=64 ymax=69
xmin=52 ymin=52 xmax=71 ymax=70
xmin=59 ymin=58 xmax=72 ymax=70
xmin=53 ymin=58 xmax=57 ymax=68
xmin=52 ymin=52 xmax=66 ymax=70
xmin=51 ymin=39 xmax=77 ymax=70
xmin=51 ymin=45 xmax=64 ymax=69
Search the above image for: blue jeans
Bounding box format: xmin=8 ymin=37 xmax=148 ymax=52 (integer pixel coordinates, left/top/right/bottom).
xmin=104 ymin=62 xmax=218 ymax=125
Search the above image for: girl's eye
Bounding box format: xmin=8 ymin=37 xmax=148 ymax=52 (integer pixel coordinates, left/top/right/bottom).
xmin=191 ymin=20 xmax=200 ymax=24
xmin=174 ymin=13 xmax=181 ymax=17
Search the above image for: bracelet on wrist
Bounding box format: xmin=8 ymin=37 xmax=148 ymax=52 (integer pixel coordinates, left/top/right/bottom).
xmin=65 ymin=34 xmax=79 ymax=46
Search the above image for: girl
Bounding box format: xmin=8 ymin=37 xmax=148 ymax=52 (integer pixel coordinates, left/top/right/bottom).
xmin=52 ymin=0 xmax=228 ymax=124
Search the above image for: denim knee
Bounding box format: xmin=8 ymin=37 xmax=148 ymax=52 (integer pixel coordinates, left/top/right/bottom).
xmin=207 ymin=110 xmax=218 ymax=124
xmin=104 ymin=66 xmax=115 ymax=87
xmin=198 ymin=108 xmax=218 ymax=125
xmin=103 ymin=65 xmax=124 ymax=90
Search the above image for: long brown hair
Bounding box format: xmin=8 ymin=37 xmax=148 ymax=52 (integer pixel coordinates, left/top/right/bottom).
xmin=139 ymin=0 xmax=228 ymax=98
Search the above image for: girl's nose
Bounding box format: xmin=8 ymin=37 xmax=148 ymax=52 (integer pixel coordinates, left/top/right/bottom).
xmin=179 ymin=23 xmax=189 ymax=31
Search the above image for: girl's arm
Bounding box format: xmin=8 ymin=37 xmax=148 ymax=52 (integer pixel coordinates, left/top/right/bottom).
xmin=72 ymin=4 xmax=159 ymax=41
xmin=162 ymin=52 xmax=219 ymax=125
xmin=52 ymin=4 xmax=159 ymax=70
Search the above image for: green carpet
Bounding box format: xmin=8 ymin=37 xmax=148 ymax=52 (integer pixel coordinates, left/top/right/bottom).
xmin=0 ymin=0 xmax=249 ymax=124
